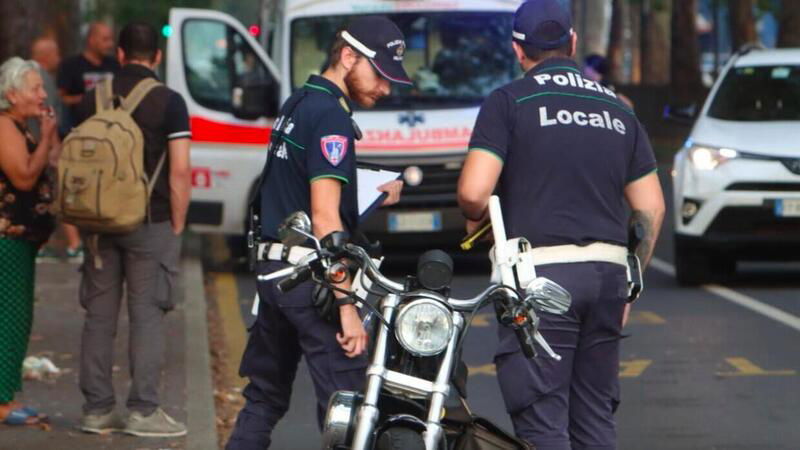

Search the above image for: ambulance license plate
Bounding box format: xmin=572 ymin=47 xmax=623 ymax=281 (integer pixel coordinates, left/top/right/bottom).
xmin=775 ymin=199 xmax=800 ymax=217
xmin=388 ymin=212 xmax=442 ymax=233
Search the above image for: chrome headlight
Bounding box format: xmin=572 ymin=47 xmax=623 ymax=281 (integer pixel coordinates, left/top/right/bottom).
xmin=395 ymin=299 xmax=453 ymax=357
xmin=688 ymin=145 xmax=738 ymax=170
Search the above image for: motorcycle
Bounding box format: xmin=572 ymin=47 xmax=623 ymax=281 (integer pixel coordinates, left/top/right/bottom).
xmin=262 ymin=196 xmax=571 ymax=450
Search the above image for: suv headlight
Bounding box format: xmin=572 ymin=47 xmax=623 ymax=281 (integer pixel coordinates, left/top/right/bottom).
xmin=688 ymin=145 xmax=739 ymax=170
xmin=395 ymin=299 xmax=453 ymax=357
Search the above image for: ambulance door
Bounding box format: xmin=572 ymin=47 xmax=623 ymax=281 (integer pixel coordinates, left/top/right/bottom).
xmin=166 ymin=8 xmax=281 ymax=235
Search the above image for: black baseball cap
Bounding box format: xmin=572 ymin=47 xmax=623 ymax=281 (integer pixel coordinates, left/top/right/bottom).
xmin=513 ymin=0 xmax=574 ymax=50
xmin=341 ymin=16 xmax=413 ymax=86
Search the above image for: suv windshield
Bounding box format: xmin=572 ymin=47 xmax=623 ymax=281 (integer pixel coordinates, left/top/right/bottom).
xmin=291 ymin=12 xmax=518 ymax=110
xmin=708 ymin=65 xmax=800 ymax=121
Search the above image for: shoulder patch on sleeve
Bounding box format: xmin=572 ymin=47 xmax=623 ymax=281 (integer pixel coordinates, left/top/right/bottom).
xmin=320 ymin=135 xmax=349 ymax=167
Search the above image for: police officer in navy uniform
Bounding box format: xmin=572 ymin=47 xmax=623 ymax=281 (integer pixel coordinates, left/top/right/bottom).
xmin=457 ymin=1 xmax=665 ymax=449
xmin=226 ymin=16 xmax=408 ymax=450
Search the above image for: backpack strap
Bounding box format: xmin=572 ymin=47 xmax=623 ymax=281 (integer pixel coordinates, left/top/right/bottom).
xmin=121 ymin=78 xmax=162 ymax=113
xmin=95 ymin=78 xmax=114 ymax=112
xmin=145 ymin=151 xmax=168 ymax=224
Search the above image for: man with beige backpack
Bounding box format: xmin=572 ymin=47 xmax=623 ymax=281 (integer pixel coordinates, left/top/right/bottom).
xmin=58 ymin=22 xmax=191 ymax=437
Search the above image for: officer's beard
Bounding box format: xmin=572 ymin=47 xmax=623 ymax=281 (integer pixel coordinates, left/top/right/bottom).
xmin=344 ymin=67 xmax=382 ymax=109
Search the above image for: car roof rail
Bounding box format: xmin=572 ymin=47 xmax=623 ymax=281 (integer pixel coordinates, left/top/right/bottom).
xmin=736 ymin=43 xmax=766 ymax=57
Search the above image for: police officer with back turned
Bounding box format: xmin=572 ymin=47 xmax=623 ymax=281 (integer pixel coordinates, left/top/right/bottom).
xmin=457 ymin=1 xmax=666 ymax=449
xmin=226 ymin=16 xmax=408 ymax=450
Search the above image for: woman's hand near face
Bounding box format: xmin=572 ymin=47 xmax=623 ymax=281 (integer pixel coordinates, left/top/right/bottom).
xmin=39 ymin=108 xmax=56 ymax=143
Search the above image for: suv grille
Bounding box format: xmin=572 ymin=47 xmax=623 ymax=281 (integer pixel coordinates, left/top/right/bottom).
xmin=726 ymin=182 xmax=800 ymax=192
xmin=707 ymin=205 xmax=800 ymax=236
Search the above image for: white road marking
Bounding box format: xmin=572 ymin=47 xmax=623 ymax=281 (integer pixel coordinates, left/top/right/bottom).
xmin=650 ymin=257 xmax=800 ymax=333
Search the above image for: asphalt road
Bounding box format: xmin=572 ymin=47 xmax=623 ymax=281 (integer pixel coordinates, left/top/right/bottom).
xmin=205 ymin=176 xmax=800 ymax=449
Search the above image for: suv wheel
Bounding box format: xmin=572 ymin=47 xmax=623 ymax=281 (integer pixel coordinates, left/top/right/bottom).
xmin=675 ymin=239 xmax=736 ymax=286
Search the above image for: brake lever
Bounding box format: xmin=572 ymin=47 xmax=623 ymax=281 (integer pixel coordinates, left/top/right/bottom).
xmin=533 ymin=330 xmax=561 ymax=361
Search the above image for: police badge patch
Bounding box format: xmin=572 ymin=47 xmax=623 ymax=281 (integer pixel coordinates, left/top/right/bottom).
xmin=320 ymin=135 xmax=349 ymax=166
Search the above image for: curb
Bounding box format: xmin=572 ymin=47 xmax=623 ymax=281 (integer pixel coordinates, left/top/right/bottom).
xmin=182 ymin=252 xmax=219 ymax=450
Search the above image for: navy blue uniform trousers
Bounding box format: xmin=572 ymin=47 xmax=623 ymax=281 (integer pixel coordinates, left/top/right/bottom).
xmin=495 ymin=262 xmax=628 ymax=450
xmin=226 ymin=261 xmax=368 ymax=450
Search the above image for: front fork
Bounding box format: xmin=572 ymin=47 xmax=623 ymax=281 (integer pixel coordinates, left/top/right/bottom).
xmin=350 ymin=294 xmax=464 ymax=450
xmin=423 ymin=313 xmax=463 ymax=450
xmin=351 ymin=294 xmax=401 ymax=450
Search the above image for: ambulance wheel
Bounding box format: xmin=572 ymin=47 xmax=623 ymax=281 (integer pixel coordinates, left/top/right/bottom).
xmin=375 ymin=426 xmax=425 ymax=450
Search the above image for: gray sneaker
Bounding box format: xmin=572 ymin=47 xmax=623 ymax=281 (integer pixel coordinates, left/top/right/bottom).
xmin=123 ymin=408 xmax=187 ymax=437
xmin=79 ymin=410 xmax=125 ymax=434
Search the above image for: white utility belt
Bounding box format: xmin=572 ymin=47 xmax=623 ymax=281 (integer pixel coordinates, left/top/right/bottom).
xmin=521 ymin=242 xmax=643 ymax=302
xmin=528 ymin=242 xmax=628 ymax=267
xmin=257 ymin=242 xmax=315 ymax=265
xmin=252 ymin=241 xmax=381 ymax=315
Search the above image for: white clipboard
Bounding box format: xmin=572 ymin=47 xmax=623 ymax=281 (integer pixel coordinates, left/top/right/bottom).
xmin=357 ymin=167 xmax=401 ymax=222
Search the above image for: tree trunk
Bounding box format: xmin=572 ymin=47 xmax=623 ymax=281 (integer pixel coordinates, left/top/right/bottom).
xmin=729 ymin=0 xmax=758 ymax=50
xmin=608 ymin=0 xmax=628 ymax=84
xmin=572 ymin=0 xmax=585 ymax=62
xmin=0 ymin=0 xmax=81 ymax=63
xmin=671 ymin=0 xmax=703 ymax=102
xmin=641 ymin=0 xmax=671 ymax=86
xmin=629 ymin=0 xmax=642 ymax=84
xmin=583 ymin=0 xmax=612 ymax=57
xmin=777 ymin=0 xmax=800 ymax=47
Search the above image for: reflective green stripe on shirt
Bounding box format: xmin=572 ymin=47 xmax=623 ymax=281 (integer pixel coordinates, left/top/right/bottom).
xmin=310 ymin=174 xmax=349 ymax=184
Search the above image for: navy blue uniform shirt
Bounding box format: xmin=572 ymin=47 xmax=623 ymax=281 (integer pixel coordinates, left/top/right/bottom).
xmin=469 ymin=57 xmax=657 ymax=247
xmin=259 ymin=75 xmax=359 ymax=240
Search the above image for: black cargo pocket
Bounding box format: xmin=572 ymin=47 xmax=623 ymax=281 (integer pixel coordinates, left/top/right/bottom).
xmin=154 ymin=261 xmax=179 ymax=311
xmin=494 ymin=338 xmax=559 ymax=415
xmin=328 ymin=349 xmax=369 ymax=392
xmin=78 ymin=264 xmax=89 ymax=310
xmin=610 ymin=374 xmax=621 ymax=413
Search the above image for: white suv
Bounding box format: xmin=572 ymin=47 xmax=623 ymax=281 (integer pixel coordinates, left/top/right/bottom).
xmin=672 ymin=47 xmax=800 ymax=285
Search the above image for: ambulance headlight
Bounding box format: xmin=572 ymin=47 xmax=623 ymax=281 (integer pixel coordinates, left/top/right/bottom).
xmin=395 ymin=299 xmax=453 ymax=357
xmin=689 ymin=145 xmax=738 ymax=171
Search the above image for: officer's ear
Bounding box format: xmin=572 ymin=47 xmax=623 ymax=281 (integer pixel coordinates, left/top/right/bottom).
xmin=568 ymin=32 xmax=578 ymax=58
xmin=340 ymin=45 xmax=359 ymax=73
xmin=511 ymin=41 xmax=527 ymax=66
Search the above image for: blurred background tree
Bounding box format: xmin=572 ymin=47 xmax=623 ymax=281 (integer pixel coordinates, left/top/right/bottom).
xmin=0 ymin=0 xmax=81 ymax=62
xmin=777 ymin=0 xmax=800 ymax=47
xmin=729 ymin=0 xmax=758 ymax=49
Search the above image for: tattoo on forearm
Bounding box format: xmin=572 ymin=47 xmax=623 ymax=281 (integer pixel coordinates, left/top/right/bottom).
xmin=629 ymin=210 xmax=657 ymax=268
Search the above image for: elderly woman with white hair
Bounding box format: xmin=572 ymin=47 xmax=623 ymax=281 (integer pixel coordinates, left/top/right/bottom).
xmin=0 ymin=56 xmax=56 ymax=426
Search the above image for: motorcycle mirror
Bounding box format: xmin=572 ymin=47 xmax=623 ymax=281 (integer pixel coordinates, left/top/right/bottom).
xmin=525 ymin=277 xmax=572 ymax=315
xmin=278 ymin=211 xmax=317 ymax=248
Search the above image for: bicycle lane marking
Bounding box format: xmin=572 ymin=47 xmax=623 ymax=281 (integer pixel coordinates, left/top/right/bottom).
xmin=650 ymin=257 xmax=800 ymax=333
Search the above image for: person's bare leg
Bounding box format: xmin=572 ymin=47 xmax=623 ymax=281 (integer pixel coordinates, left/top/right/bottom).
xmin=64 ymin=224 xmax=81 ymax=251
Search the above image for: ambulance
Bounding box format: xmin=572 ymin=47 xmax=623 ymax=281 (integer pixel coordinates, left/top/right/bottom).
xmin=166 ymin=0 xmax=523 ymax=244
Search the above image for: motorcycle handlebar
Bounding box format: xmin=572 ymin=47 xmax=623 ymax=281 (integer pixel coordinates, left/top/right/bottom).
xmin=514 ymin=325 xmax=538 ymax=359
xmin=277 ymin=265 xmax=312 ymax=293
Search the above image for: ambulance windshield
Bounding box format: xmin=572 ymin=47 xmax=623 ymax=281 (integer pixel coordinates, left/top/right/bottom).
xmin=290 ymin=12 xmax=519 ymax=109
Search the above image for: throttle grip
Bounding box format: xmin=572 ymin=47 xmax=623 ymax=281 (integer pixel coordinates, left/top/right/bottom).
xmin=277 ymin=266 xmax=312 ymax=293
xmin=515 ymin=325 xmax=537 ymax=359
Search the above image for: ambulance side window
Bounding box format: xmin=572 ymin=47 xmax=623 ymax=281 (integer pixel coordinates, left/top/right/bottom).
xmin=182 ymin=19 xmax=278 ymax=118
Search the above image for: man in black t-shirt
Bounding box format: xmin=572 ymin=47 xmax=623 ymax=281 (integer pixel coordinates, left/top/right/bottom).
xmin=73 ymin=22 xmax=191 ymax=439
xmin=57 ymin=22 xmax=120 ymax=131
xmin=457 ymin=1 xmax=665 ymax=449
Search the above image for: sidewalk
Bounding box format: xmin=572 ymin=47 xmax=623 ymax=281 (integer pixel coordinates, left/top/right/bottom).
xmin=0 ymin=236 xmax=216 ymax=450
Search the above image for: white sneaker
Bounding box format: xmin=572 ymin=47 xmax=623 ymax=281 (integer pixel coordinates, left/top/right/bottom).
xmin=79 ymin=410 xmax=125 ymax=434
xmin=123 ymin=408 xmax=187 ymax=437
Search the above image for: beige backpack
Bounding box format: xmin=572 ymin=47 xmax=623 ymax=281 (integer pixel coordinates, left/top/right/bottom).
xmin=55 ymin=78 xmax=165 ymax=234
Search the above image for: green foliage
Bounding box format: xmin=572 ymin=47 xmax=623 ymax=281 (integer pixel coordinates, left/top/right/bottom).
xmin=86 ymin=0 xmax=214 ymax=29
